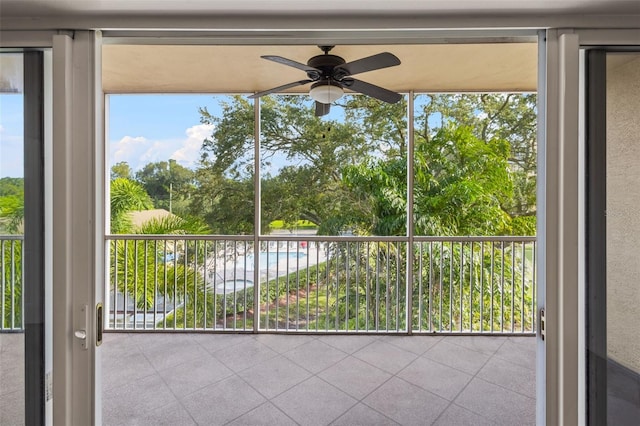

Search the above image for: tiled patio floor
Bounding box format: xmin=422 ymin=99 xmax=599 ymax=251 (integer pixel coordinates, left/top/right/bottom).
xmin=101 ymin=333 xmax=536 ymax=425
xmin=0 ymin=333 xmax=536 ymax=425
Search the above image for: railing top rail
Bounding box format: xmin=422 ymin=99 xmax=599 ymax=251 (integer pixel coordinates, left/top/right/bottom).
xmin=105 ymin=234 xmax=536 ymax=243
xmin=0 ymin=235 xmax=24 ymax=241
xmin=413 ymin=236 xmax=536 ymax=242
xmin=105 ymin=234 xmax=256 ymax=241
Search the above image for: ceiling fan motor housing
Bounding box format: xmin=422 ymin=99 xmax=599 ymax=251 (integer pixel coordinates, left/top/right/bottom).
xmin=307 ymin=54 xmax=347 ymax=81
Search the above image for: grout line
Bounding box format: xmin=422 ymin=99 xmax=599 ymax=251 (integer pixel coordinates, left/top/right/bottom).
xmin=427 ymin=339 xmax=507 ymax=424
xmin=222 ymin=399 xmax=301 ymax=426
xmin=233 ymin=354 xmax=312 ymax=401
xmin=380 ymin=334 xmax=444 ymax=356
xmin=428 ymin=338 xmax=509 ymax=425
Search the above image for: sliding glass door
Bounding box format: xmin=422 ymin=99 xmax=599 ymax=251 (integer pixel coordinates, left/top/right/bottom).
xmin=0 ymin=50 xmax=50 ymax=425
xmin=585 ymin=50 xmax=640 ymax=426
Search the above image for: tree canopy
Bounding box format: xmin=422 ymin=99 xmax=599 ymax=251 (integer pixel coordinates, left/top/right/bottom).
xmin=105 ymin=93 xmax=536 ymax=237
xmin=192 ymin=93 xmax=535 ymax=236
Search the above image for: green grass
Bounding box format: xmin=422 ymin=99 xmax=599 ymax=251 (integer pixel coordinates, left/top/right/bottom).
xmin=268 ymin=219 xmax=318 ymax=230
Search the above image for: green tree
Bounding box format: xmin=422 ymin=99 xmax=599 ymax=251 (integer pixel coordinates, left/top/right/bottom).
xmin=416 ymin=93 xmax=537 ymax=234
xmin=111 ymin=161 xmax=133 ymax=180
xmin=197 ymin=95 xmax=393 ymax=234
xmin=413 ymin=125 xmax=513 ymax=235
xmin=0 ymin=193 xmax=24 ymax=234
xmin=135 ymin=159 xmax=195 ymax=215
xmin=189 ymin=162 xmax=255 ymax=234
xmin=1 ymin=238 xmax=22 ymax=328
xmin=110 ymin=178 xmax=153 ymax=233
xmin=0 ymin=177 xmax=24 ymax=234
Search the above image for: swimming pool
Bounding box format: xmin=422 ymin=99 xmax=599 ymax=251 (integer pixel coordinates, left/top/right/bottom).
xmin=242 ymin=251 xmax=306 ymax=268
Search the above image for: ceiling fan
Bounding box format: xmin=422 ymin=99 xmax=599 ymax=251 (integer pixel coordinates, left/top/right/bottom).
xmin=248 ymin=45 xmax=402 ymax=116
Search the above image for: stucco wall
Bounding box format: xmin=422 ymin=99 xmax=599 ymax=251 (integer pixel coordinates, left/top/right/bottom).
xmin=606 ymin=54 xmax=640 ymax=373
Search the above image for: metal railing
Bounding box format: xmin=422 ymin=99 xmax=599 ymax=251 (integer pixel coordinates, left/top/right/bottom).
xmin=105 ymin=235 xmax=536 ymax=334
xmin=1 ymin=236 xmax=23 ymax=331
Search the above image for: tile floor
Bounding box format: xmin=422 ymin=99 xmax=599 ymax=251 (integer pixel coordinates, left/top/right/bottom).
xmin=0 ymin=333 xmax=24 ymax=426
xmin=101 ymin=333 xmax=536 ymax=426
xmin=0 ymin=333 xmax=537 ymax=425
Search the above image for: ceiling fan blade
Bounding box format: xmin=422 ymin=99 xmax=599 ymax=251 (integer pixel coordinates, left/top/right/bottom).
xmin=315 ymin=101 xmax=330 ymax=117
xmin=248 ymin=80 xmax=313 ymax=99
xmin=341 ymin=78 xmax=402 ymax=104
xmin=261 ymin=55 xmax=321 ymax=74
xmin=334 ymin=52 xmax=400 ymax=77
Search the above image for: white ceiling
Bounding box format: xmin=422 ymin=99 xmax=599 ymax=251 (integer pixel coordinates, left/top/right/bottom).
xmin=1 ymin=0 xmax=639 ymax=16
xmin=102 ymin=43 xmax=538 ymax=93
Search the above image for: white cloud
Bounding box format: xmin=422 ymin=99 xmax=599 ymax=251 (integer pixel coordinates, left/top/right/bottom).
xmin=111 ymin=136 xmax=150 ymax=165
xmin=170 ymin=123 xmax=214 ymax=168
xmin=0 ymin=124 xmax=5 ymax=133
xmin=109 ymin=123 xmax=214 ymax=172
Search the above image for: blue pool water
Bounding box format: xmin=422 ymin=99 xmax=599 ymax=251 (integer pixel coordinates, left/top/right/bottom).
xmin=244 ymin=251 xmax=306 ymax=268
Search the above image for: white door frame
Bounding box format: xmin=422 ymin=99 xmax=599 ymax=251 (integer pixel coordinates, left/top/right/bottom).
xmin=0 ymin=31 xmax=54 ymax=426
xmin=1 ymin=29 xmax=105 ymax=426
xmin=541 ymin=28 xmax=640 ymax=426
xmin=538 ymin=29 xmax=581 ymax=426
xmin=51 ymin=31 xmax=104 ymax=426
xmin=573 ymin=28 xmax=640 ymax=426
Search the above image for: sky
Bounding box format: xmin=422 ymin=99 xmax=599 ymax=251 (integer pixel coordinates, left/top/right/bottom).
xmin=0 ymin=93 xmax=223 ymax=178
xmin=0 ymin=94 xmax=24 ymax=178
xmin=108 ymin=94 xmax=222 ymax=173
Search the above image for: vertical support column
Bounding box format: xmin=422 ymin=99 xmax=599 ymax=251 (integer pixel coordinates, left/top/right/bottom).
xmin=253 ymin=97 xmax=261 ymax=333
xmin=52 ymin=31 xmax=103 ymax=426
xmin=406 ymin=92 xmax=414 ymax=335
xmin=539 ymin=29 xmax=580 ymax=426
xmin=23 ymin=50 xmax=45 ymax=426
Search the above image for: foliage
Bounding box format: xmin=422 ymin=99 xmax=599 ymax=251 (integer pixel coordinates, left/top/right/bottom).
xmin=189 ymin=162 xmax=255 ymax=234
xmin=0 ymin=177 xmax=24 ymax=234
xmin=340 ymin=125 xmax=513 ymax=236
xmin=111 ymin=161 xmax=133 ymax=180
xmin=0 ymin=177 xmax=24 ymax=197
xmin=110 ymin=178 xmax=154 ymax=233
xmin=1 ymin=238 xmax=22 ymax=329
xmin=135 ymin=215 xmax=209 ymax=235
xmin=416 ymin=93 xmax=537 ymax=226
xmin=411 ymin=241 xmax=535 ymax=332
xmin=192 ymin=93 xmax=535 ymax=236
xmin=268 ymin=219 xmax=317 ymax=231
xmin=110 ymin=219 xmax=211 ymax=328
xmin=413 ymin=125 xmax=513 ymax=235
xmin=135 ymin=160 xmax=195 ymax=215
xmin=0 ymin=193 xmax=24 ymax=234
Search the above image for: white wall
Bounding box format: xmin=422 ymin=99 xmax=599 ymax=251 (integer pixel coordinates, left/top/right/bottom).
xmin=606 ymin=54 xmax=640 ymax=372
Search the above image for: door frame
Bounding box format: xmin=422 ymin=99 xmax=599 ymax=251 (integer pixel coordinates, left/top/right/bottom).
xmin=0 ymin=40 xmax=52 ymax=426
xmin=546 ymin=28 xmax=640 ymax=426
xmin=579 ymin=32 xmax=640 ymax=426
xmin=1 ymin=30 xmax=106 ymax=426
xmin=51 ymin=31 xmax=105 ymax=426
xmin=100 ymin=28 xmax=546 ymax=426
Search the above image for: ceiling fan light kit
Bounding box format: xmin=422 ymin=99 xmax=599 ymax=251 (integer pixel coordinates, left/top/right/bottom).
xmin=249 ymin=45 xmax=402 ymax=116
xmin=309 ymin=81 xmax=344 ymax=104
